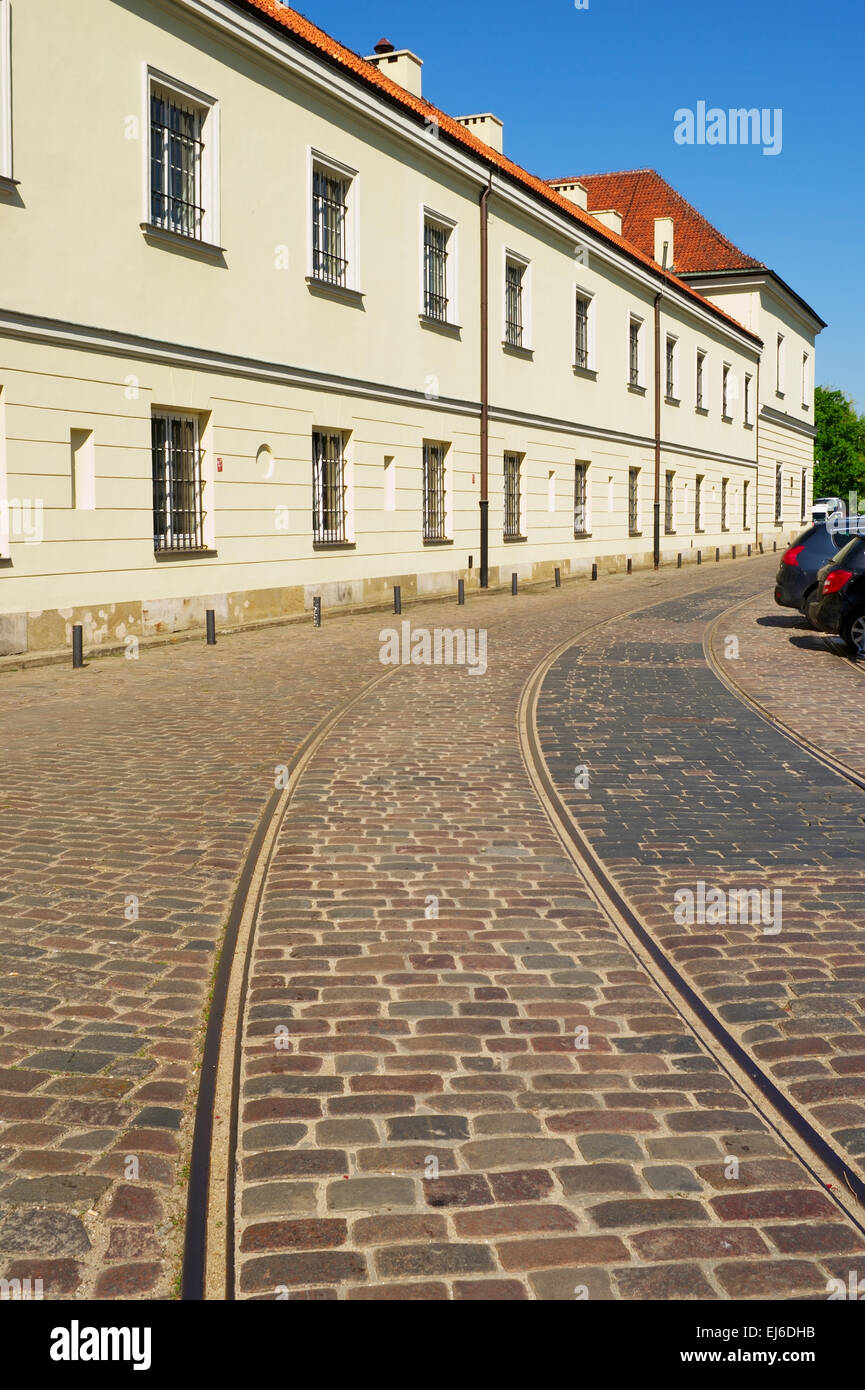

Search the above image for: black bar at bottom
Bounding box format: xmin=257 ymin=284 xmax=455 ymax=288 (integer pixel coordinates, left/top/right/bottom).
xmin=313 ymin=596 xmax=322 ymax=628
xmin=393 ymin=585 xmax=401 ymax=616
xmin=591 ymin=562 xmax=598 ymax=581
xmin=72 ymin=624 xmax=83 ymax=669
xmin=457 ymin=579 xmax=465 ymax=605
xmin=554 ymin=567 xmax=561 ymax=588
xmin=205 ymin=610 xmax=216 ymax=645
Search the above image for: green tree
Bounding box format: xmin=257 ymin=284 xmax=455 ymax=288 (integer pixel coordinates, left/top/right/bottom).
xmin=814 ymin=386 xmax=865 ymax=505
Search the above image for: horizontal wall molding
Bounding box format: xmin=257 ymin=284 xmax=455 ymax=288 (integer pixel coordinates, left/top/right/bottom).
xmin=759 ymin=403 xmax=817 ymax=440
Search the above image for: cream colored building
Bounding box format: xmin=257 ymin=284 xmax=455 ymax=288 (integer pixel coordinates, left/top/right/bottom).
xmin=0 ymin=0 xmax=824 ymax=656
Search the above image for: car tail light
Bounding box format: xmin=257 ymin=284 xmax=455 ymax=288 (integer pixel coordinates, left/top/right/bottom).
xmin=781 ymin=545 xmax=805 ymax=567
xmin=822 ymin=569 xmax=853 ymax=595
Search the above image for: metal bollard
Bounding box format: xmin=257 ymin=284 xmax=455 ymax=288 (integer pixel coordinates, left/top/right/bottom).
xmin=747 ymin=543 xmax=752 ymax=557
xmin=205 ymin=609 xmax=216 ymax=645
xmin=457 ymin=579 xmax=465 ymax=606
xmin=715 ymin=547 xmax=720 ymax=562
xmin=72 ymin=624 xmax=83 ymax=669
xmin=511 ymin=573 xmax=518 ymax=596
xmin=626 ymin=557 xmax=632 ymax=575
xmin=393 ymin=585 xmax=401 ymax=616
xmin=554 ymin=567 xmax=561 ymax=588
xmin=313 ymin=596 xmax=322 ymax=628
xmin=732 ymin=545 xmax=737 ymax=559
xmin=773 ymin=541 xmax=777 ymax=552
xmin=697 ymin=550 xmax=702 ymax=565
xmin=591 ymin=562 xmax=598 ymax=581
xmin=677 ymin=553 xmax=682 ymax=569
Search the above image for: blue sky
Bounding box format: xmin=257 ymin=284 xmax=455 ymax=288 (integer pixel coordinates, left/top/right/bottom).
xmin=302 ymin=0 xmax=864 ymax=410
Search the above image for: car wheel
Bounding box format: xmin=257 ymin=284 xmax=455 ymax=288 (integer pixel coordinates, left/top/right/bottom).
xmin=840 ymin=610 xmax=865 ymax=657
xmin=804 ymin=589 xmax=823 ymax=629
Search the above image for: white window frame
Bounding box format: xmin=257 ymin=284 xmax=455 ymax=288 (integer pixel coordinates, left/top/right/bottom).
xmin=0 ymin=383 xmax=8 ymax=555
xmin=308 ymin=148 xmax=360 ymax=291
xmin=574 ymin=460 xmax=591 ymax=536
xmin=628 ymin=466 xmax=641 ymax=534
xmin=145 ymin=67 xmax=220 ymax=245
xmin=696 ymin=347 xmax=707 ymax=410
xmin=776 ymin=333 xmax=786 ymax=395
xmin=503 ymin=450 xmax=524 ymax=539
xmin=0 ymin=0 xmax=11 ymax=182
xmin=664 ymin=469 xmax=676 ymax=534
xmin=802 ymin=351 xmax=811 ymax=409
xmin=722 ymin=362 xmax=732 ymax=419
xmin=503 ymin=249 xmax=532 ymax=350
xmin=628 ymin=315 xmax=645 ymax=388
xmin=574 ymin=286 xmax=596 ymax=372
xmin=744 ymin=372 xmax=753 ymax=425
xmin=420 ymin=206 xmax=458 ymax=324
xmin=665 ymin=334 xmax=679 ymax=400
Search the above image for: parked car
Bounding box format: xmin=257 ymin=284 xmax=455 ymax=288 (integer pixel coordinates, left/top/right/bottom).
xmin=774 ymin=523 xmax=857 ymax=628
xmin=813 ymin=535 xmax=865 ymax=654
xmin=812 ymin=496 xmax=847 ymax=526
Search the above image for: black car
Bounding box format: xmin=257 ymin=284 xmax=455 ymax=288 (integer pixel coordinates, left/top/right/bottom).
xmin=774 ymin=522 xmax=857 ymax=628
xmin=813 ymin=535 xmax=865 ymax=654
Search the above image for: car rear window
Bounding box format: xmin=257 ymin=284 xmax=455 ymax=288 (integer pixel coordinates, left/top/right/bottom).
xmin=830 ymin=536 xmax=865 ymax=565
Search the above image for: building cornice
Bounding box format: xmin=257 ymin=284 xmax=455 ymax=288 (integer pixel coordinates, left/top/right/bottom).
xmin=759 ymin=403 xmax=817 ymax=439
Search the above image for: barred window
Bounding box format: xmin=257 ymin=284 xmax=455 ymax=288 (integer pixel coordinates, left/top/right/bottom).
xmin=152 ymin=413 xmax=205 ymax=552
xmin=574 ymin=462 xmax=588 ymax=536
xmin=424 ymin=220 xmax=449 ymax=321
xmin=696 ymin=351 xmax=706 ymax=409
xmin=743 ymin=479 xmax=750 ymax=530
xmin=744 ymin=373 xmax=753 ymax=425
xmin=504 ymin=452 xmax=522 ymax=539
xmin=664 ymin=471 xmax=675 ymax=534
xmin=575 ymin=295 xmax=591 ymax=370
xmin=722 ymin=365 xmax=731 ymax=417
xmin=628 ymin=467 xmax=640 ymax=534
xmin=775 ymin=464 xmax=783 ymax=522
xmin=150 ymin=88 xmax=205 ymax=240
xmin=665 ymin=337 xmax=676 ymax=398
xmin=629 ymin=319 xmax=641 ymax=386
xmin=721 ymin=477 xmax=729 ymax=530
xmin=695 ymin=474 xmax=704 ymax=532
xmin=312 ymin=166 xmax=349 ymax=286
xmin=801 ymin=469 xmax=808 ymax=521
xmin=423 ymin=442 xmax=447 ymax=541
xmin=505 ymin=260 xmax=525 ymax=347
xmin=312 ymin=430 xmax=346 ymax=543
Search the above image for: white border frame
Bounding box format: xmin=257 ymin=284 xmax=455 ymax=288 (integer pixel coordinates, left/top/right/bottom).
xmin=145 ymin=65 xmax=221 ymax=245
xmin=419 ymin=205 xmax=459 ymax=324
xmin=628 ymin=313 xmax=645 ymax=388
xmin=665 ymin=333 xmax=679 ymax=399
xmin=503 ymin=248 xmax=532 ymax=350
xmin=308 ymin=147 xmax=360 ymax=291
xmin=573 ymin=285 xmax=596 ymax=371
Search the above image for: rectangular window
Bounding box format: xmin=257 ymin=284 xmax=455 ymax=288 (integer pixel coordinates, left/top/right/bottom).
xmin=503 ymin=452 xmax=522 ymax=539
xmin=575 ymin=293 xmax=591 ymax=370
xmin=665 ymin=336 xmax=677 ymax=399
xmin=695 ymin=474 xmax=704 ymax=532
xmin=312 ymin=164 xmax=350 ymax=286
xmin=629 ymin=318 xmax=642 ymax=386
xmin=743 ymin=479 xmax=750 ymax=530
xmin=721 ymin=477 xmax=729 ymax=530
xmin=152 ymin=412 xmax=205 ymax=552
xmin=423 ymin=441 xmax=447 ymax=542
xmin=312 ymin=429 xmax=346 ymax=544
xmin=802 ymin=352 xmax=810 ymax=408
xmin=149 ymin=80 xmax=216 ymax=242
xmin=722 ymin=364 xmax=731 ymax=418
xmin=0 ymin=0 xmax=11 ymax=181
xmin=775 ymin=464 xmax=783 ymax=522
xmin=383 ymin=455 xmax=395 ymax=513
xmin=696 ymin=350 xmax=706 ymax=409
xmin=664 ymin=471 xmax=675 ymax=534
xmin=628 ymin=467 xmax=640 ymax=534
xmin=744 ymin=373 xmax=753 ymax=425
xmin=505 ymin=258 xmax=525 ymax=348
xmin=801 ymin=469 xmax=808 ymax=521
xmin=71 ymin=429 xmax=96 ymax=511
xmin=574 ymin=462 xmax=589 ymax=536
xmin=423 ymin=217 xmax=450 ymax=321
xmin=776 ymin=333 xmax=785 ymax=394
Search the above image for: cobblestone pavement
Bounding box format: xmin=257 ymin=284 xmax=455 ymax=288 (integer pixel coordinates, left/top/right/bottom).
xmin=2 ymin=554 xmax=864 ymax=1301
xmin=537 ymin=585 xmax=865 ymax=1200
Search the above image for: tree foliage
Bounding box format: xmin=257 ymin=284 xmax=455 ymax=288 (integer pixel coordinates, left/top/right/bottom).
xmin=814 ymin=386 xmax=865 ymax=503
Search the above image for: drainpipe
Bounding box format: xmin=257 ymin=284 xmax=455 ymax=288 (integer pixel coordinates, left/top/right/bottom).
xmin=479 ymin=173 xmax=492 ymax=588
xmin=653 ymin=290 xmax=662 ymax=569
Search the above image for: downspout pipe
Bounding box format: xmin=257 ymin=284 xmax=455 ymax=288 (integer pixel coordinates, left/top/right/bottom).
xmin=653 ymin=290 xmax=662 ymax=569
xmin=479 ymin=173 xmax=492 ymax=588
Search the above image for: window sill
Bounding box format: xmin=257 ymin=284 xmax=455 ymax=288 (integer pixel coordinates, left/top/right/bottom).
xmin=502 ymin=342 xmax=533 ymax=360
xmin=695 ymin=528 xmax=705 ymax=535
xmin=665 ymin=396 xmax=680 ymax=407
xmin=306 ymin=277 xmax=365 ymax=307
xmin=154 ymin=547 xmax=217 ymax=560
xmin=629 ymin=530 xmax=643 ymax=538
xmin=419 ymin=314 xmax=461 ymax=338
xmin=776 ymin=391 xmax=785 ymax=400
xmin=141 ymin=223 xmax=226 ymax=261
xmin=422 ymin=537 xmax=453 ymax=547
xmin=627 ymin=382 xmax=646 ymax=395
xmin=313 ymin=541 xmax=356 ymax=551
xmin=721 ymin=526 xmax=730 ymax=533
xmin=503 ymin=534 xmax=527 ymax=543
xmin=744 ymin=422 xmax=754 ymax=430
xmin=574 ymin=531 xmax=592 ymax=540
xmin=0 ymin=174 xmax=21 ymax=197
xmin=695 ymin=406 xmax=709 ymax=416
xmin=721 ymin=414 xmax=733 ymax=424
xmin=573 ymin=364 xmax=597 ymax=381
xmin=664 ymin=530 xmax=677 ymax=537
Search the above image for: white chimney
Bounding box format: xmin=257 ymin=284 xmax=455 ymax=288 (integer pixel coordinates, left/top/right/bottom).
xmin=456 ymin=113 xmax=504 ymax=154
xmin=590 ymin=208 xmax=622 ymax=235
xmin=550 ymin=180 xmax=589 ymax=210
xmin=654 ymin=216 xmax=674 ymax=269
xmin=365 ymin=39 xmax=423 ymax=98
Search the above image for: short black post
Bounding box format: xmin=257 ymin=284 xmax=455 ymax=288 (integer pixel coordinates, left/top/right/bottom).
xmin=72 ymin=624 xmax=83 ymax=669
xmin=759 ymin=541 xmax=764 ymax=554
xmin=715 ymin=547 xmax=720 ymax=562
xmin=511 ymin=573 xmax=518 ymax=596
xmin=773 ymin=541 xmax=777 ymax=553
xmin=626 ymin=557 xmax=632 ymax=576
xmin=677 ymin=553 xmax=682 ymax=569
xmin=747 ymin=543 xmax=752 ymax=557
xmin=313 ymin=596 xmax=322 ymax=628
xmin=591 ymin=562 xmax=598 ymax=582
xmin=697 ymin=550 xmax=702 ymax=565
xmin=393 ymin=585 xmax=401 ymax=616
xmin=554 ymin=567 xmax=561 ymax=588
xmin=457 ymin=579 xmax=465 ymax=606
xmin=732 ymin=545 xmax=737 ymax=559
xmin=205 ymin=609 xmax=216 ymax=646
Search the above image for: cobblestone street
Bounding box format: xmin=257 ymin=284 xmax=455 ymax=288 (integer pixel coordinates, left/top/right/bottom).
xmin=2 ymin=554 xmax=864 ymax=1300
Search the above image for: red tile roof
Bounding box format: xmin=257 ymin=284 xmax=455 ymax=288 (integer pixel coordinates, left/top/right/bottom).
xmin=231 ymin=3 xmax=761 ymax=345
xmin=562 ymin=169 xmax=766 ymax=274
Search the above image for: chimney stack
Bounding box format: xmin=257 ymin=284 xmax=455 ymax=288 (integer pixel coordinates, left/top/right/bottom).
xmin=589 ymin=208 xmax=622 ymax=235
xmin=549 ymin=180 xmax=589 ymax=210
xmin=654 ymin=216 xmax=674 ymax=270
xmin=365 ymin=39 xmax=423 ymax=98
xmin=456 ymin=113 xmax=504 ymax=154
